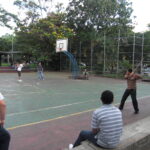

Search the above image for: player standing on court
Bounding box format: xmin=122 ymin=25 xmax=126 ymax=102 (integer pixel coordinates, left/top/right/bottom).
xmin=119 ymin=68 xmax=142 ymax=114
xmin=0 ymin=92 xmax=11 ymax=150
xmin=16 ymin=62 xmax=24 ymax=82
xmin=37 ymin=62 xmax=44 ymax=80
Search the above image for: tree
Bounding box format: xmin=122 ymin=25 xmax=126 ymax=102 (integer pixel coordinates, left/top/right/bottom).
xmin=66 ymin=0 xmax=133 ymax=72
xmin=15 ymin=12 xmax=75 ymax=68
xmin=14 ymin=0 xmax=55 ymax=26
xmin=0 ymin=7 xmax=18 ymax=28
xmin=0 ymin=34 xmax=13 ymax=51
xmin=66 ymin=0 xmax=133 ymax=34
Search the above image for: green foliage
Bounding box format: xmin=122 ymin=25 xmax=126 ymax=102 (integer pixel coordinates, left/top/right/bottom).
xmin=0 ymin=0 xmax=141 ymax=73
xmin=120 ymin=59 xmax=132 ymax=72
xmin=14 ymin=0 xmax=53 ymax=24
xmin=66 ymin=0 xmax=133 ymax=38
xmin=15 ymin=12 xmax=75 ymax=66
xmin=0 ymin=7 xmax=18 ymax=28
xmin=0 ymin=34 xmax=14 ymax=51
xmin=93 ymin=64 xmax=103 ymax=74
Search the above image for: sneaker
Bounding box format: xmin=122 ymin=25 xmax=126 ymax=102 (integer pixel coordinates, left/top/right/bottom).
xmin=69 ymin=144 xmax=73 ymax=149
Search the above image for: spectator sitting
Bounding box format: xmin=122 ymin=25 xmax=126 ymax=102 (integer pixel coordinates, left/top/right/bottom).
xmin=69 ymin=90 xmax=123 ymax=149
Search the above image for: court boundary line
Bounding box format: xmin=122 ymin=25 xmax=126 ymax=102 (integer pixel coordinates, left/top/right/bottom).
xmin=8 ymin=108 xmax=95 ymax=130
xmin=7 ymin=99 xmax=97 ymax=117
xmin=7 ymin=95 xmax=150 ymax=131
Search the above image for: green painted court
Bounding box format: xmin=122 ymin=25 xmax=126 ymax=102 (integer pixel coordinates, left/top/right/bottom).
xmin=1 ymin=72 xmax=149 ymax=129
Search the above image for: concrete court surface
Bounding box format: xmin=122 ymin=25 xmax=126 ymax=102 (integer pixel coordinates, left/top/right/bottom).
xmin=9 ymin=96 xmax=150 ymax=150
xmin=0 ymin=72 xmax=149 ymax=150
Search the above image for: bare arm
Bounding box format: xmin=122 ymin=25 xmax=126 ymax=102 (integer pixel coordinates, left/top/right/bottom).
xmin=0 ymin=100 xmax=6 ymax=127
xmin=92 ymin=128 xmax=100 ymax=134
xmin=130 ymin=73 xmax=142 ymax=80
xmin=124 ymin=72 xmax=130 ymax=79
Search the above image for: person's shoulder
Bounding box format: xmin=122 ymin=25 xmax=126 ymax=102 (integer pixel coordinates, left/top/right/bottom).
xmin=94 ymin=106 xmax=107 ymax=114
xmin=0 ymin=93 xmax=4 ymax=100
xmin=93 ymin=107 xmax=102 ymax=114
xmin=0 ymin=93 xmax=5 ymax=105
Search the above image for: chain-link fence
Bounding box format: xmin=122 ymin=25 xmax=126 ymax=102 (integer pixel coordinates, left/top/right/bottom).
xmin=58 ymin=32 xmax=150 ymax=77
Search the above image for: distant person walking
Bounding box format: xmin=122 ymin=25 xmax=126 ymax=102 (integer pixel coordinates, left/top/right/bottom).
xmin=119 ymin=68 xmax=142 ymax=114
xmin=37 ymin=62 xmax=44 ymax=80
xmin=0 ymin=92 xmax=11 ymax=150
xmin=16 ymin=62 xmax=24 ymax=82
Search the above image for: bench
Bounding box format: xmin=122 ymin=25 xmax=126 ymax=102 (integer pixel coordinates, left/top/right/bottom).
xmin=64 ymin=116 xmax=150 ymax=150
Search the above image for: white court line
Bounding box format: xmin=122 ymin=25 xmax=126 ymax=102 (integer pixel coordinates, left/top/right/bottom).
xmin=7 ymin=95 xmax=150 ymax=117
xmin=7 ymin=99 xmax=97 ymax=117
xmin=5 ymin=91 xmax=45 ymax=96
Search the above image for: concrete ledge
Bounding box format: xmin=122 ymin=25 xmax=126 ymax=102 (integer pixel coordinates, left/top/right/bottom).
xmin=65 ymin=116 xmax=150 ymax=150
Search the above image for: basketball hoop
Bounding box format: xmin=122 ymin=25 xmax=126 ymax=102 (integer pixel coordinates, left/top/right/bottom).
xmin=56 ymin=39 xmax=68 ymax=53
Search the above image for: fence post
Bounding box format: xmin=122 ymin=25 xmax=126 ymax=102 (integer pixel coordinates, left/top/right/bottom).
xmin=117 ymin=29 xmax=120 ymax=74
xmin=103 ymin=32 xmax=106 ymax=73
xmin=90 ymin=40 xmax=94 ymax=72
xmin=141 ymin=33 xmax=144 ymax=74
xmin=132 ymin=33 xmax=135 ymax=69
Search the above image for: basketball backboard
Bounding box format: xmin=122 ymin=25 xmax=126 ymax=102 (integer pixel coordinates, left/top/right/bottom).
xmin=56 ymin=39 xmax=68 ymax=53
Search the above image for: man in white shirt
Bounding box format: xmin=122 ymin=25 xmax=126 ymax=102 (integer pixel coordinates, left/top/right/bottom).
xmin=0 ymin=93 xmax=10 ymax=150
xmin=17 ymin=62 xmax=24 ymax=81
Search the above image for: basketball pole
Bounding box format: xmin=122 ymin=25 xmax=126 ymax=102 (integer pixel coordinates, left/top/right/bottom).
xmin=56 ymin=39 xmax=79 ymax=79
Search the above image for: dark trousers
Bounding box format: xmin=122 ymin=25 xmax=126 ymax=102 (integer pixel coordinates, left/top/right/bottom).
xmin=73 ymin=130 xmax=104 ymax=148
xmin=119 ymin=89 xmax=139 ymax=112
xmin=0 ymin=126 xmax=10 ymax=150
xmin=17 ymin=71 xmax=21 ymax=77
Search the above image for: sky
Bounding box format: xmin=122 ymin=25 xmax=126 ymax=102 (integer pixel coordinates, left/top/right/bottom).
xmin=0 ymin=0 xmax=150 ymax=36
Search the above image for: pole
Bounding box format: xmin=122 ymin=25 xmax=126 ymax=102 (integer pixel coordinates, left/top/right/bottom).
xmin=103 ymin=32 xmax=106 ymax=73
xmin=11 ymin=35 xmax=14 ymax=63
xmin=141 ymin=33 xmax=144 ymax=74
xmin=117 ymin=29 xmax=120 ymax=74
xmin=79 ymin=41 xmax=81 ymax=64
xmin=132 ymin=33 xmax=135 ymax=69
xmin=90 ymin=40 xmax=93 ymax=72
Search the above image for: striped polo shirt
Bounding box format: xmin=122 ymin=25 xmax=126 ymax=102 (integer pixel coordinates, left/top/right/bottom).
xmin=91 ymin=104 xmax=123 ymax=149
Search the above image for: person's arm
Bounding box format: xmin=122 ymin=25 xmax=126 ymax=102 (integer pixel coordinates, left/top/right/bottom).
xmin=125 ymin=71 xmax=135 ymax=80
xmin=0 ymin=100 xmax=6 ymax=127
xmin=91 ymin=111 xmax=100 ymax=135
xmin=134 ymin=74 xmax=142 ymax=80
xmin=92 ymin=128 xmax=100 ymax=134
xmin=124 ymin=72 xmax=129 ymax=79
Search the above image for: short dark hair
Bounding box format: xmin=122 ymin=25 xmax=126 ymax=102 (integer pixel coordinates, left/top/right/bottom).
xmin=128 ymin=68 xmax=132 ymax=73
xmin=101 ymin=90 xmax=114 ymax=104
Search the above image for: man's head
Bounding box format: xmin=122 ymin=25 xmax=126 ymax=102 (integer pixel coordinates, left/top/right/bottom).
xmin=101 ymin=90 xmax=114 ymax=104
xmin=128 ymin=68 xmax=132 ymax=73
